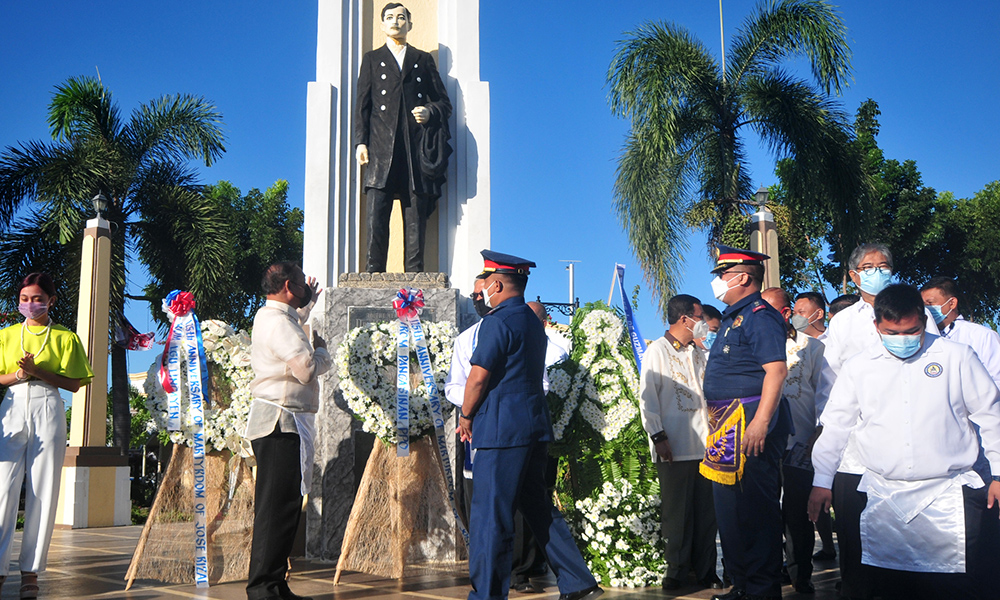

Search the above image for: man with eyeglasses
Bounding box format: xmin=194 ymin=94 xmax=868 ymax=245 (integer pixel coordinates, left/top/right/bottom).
xmin=639 ymin=294 xmax=721 ymax=592
xmin=814 ymin=243 xmax=936 ymax=600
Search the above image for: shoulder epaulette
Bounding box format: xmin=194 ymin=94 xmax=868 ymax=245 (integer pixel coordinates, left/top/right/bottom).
xmin=752 ymin=301 xmax=766 ymax=312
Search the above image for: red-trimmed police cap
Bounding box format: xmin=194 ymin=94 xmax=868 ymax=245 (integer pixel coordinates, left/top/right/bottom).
xmin=711 ymin=244 xmax=769 ymax=274
xmin=480 ymin=250 xmax=536 ymax=276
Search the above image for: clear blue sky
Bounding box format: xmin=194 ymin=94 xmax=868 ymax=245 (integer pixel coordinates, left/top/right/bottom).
xmin=2 ymin=1 xmax=998 ymax=369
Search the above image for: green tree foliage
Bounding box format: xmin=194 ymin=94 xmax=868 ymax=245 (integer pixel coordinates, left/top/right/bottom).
xmin=607 ymin=0 xmax=868 ymax=317
xmin=898 ymin=183 xmax=1000 ymax=325
xmin=143 ymin=180 xmax=304 ymax=331
xmin=0 ymin=76 xmax=227 ymax=452
xmin=778 ymin=99 xmax=1000 ymax=323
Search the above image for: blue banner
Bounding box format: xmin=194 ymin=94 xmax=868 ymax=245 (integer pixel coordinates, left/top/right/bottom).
xmin=616 ymin=264 xmax=647 ymax=371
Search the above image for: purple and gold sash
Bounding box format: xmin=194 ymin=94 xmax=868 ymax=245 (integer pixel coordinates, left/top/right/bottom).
xmin=699 ymin=396 xmax=758 ymax=485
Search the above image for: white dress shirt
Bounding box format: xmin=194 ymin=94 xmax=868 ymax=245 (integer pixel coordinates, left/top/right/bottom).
xmin=444 ymin=321 xmax=482 ymax=408
xmin=444 ymin=320 xmax=561 ymax=408
xmin=819 ymin=300 xmax=938 ymax=474
xmin=812 ymin=333 xmax=1000 ymax=489
xmin=822 ymin=300 xmax=938 ymax=376
xmin=783 ymin=333 xmax=829 ymax=450
xmin=544 ymin=328 xmax=570 ymax=369
xmin=389 ymin=43 xmax=406 ymax=69
xmin=245 ymin=300 xmax=332 ymax=440
xmin=638 ymin=335 xmax=709 ymax=462
xmin=939 ymin=316 xmax=1000 ymax=388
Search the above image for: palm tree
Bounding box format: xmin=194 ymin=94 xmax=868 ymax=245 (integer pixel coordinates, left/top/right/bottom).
xmin=0 ymin=76 xmax=229 ymax=453
xmin=608 ymin=0 xmax=870 ymax=315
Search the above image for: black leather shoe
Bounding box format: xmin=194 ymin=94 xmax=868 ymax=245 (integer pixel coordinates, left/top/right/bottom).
xmin=512 ymin=582 xmax=543 ymax=594
xmin=793 ymin=580 xmax=815 ymax=594
xmin=711 ymin=589 xmax=745 ymax=600
xmin=557 ymin=585 xmax=603 ymax=600
xmin=698 ymin=575 xmax=724 ymax=590
xmin=280 ymin=591 xmax=313 ymax=600
xmin=812 ymin=548 xmax=836 ymax=560
xmin=661 ymin=577 xmax=682 ymax=590
xmin=780 ymin=567 xmax=791 ymax=586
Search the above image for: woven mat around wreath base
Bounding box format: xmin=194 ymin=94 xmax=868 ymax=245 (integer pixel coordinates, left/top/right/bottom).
xmin=334 ymin=435 xmax=465 ymax=582
xmin=125 ymin=444 xmax=255 ymax=588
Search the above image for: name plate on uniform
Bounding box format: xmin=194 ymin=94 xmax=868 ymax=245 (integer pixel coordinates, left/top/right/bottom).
xmin=348 ymin=306 xmax=436 ymax=330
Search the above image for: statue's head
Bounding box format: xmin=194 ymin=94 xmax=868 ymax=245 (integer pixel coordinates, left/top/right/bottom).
xmin=381 ymin=3 xmax=411 ymax=42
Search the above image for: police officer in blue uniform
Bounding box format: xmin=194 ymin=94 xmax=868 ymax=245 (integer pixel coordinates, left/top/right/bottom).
xmin=459 ymin=250 xmax=601 ymax=600
xmin=701 ymin=246 xmax=791 ymax=600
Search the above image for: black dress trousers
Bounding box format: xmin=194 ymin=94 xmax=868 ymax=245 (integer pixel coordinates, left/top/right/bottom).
xmin=246 ymin=424 xmax=303 ymax=600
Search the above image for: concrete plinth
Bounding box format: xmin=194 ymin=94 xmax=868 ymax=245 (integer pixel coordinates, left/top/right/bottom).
xmin=306 ymin=277 xmax=475 ymax=561
xmin=56 ymin=447 xmax=131 ymax=528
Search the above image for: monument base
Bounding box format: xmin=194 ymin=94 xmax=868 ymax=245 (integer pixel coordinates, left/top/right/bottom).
xmin=306 ymin=275 xmax=475 ymax=562
xmin=56 ymin=447 xmax=130 ymax=528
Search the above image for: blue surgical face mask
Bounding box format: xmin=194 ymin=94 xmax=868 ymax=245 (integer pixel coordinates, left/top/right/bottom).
xmin=856 ymin=267 xmax=893 ymax=295
xmin=880 ymin=332 xmax=922 ymax=359
xmin=926 ymin=302 xmax=954 ymax=325
xmin=703 ymin=331 xmax=717 ymax=350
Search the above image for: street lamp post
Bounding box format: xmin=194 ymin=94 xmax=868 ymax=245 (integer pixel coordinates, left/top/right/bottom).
xmin=750 ymin=186 xmax=780 ymax=289
xmin=58 ymin=193 xmax=131 ymax=528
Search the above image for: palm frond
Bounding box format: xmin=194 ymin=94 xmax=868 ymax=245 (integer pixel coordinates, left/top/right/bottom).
xmin=47 ymin=76 xmax=121 ymax=144
xmin=0 ymin=208 xmax=83 ymax=329
xmin=132 ymin=163 xmax=235 ymax=327
xmin=607 ymin=21 xmax=721 ymax=141
xmin=125 ymin=94 xmax=227 ymax=167
xmin=613 ymin=128 xmax=694 ymax=314
xmin=728 ymin=0 xmax=852 ymax=95
xmin=0 ymin=141 xmax=57 ymax=231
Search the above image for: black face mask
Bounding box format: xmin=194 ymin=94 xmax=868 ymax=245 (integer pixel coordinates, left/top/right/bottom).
xmin=473 ymin=295 xmax=489 ymax=317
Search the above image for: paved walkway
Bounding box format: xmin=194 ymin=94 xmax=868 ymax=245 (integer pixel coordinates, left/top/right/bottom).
xmin=1 ymin=527 xmax=842 ymax=599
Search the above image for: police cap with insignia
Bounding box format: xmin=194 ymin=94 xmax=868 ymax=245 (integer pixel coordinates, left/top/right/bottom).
xmin=711 ymin=244 xmax=769 ymax=274
xmin=480 ymin=250 xmax=536 ymax=277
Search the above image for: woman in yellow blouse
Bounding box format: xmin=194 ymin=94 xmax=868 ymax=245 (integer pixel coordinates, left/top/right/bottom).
xmin=0 ymin=273 xmax=93 ymax=599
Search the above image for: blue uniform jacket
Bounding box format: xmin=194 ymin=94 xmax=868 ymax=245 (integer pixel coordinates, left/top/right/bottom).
xmin=703 ymin=291 xmax=787 ymax=401
xmin=468 ymin=296 xmax=552 ymax=449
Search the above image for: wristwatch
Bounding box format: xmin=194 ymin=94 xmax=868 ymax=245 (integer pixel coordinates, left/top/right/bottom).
xmin=459 ymin=410 xmax=473 ymax=420
xmin=650 ymin=431 xmax=668 ymax=444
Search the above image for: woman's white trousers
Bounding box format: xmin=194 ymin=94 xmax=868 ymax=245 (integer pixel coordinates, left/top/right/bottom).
xmin=0 ymin=382 xmax=66 ymax=575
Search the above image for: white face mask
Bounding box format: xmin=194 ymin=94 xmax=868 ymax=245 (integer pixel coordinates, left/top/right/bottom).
xmin=711 ymin=274 xmax=741 ymax=302
xmin=687 ymin=317 xmax=709 ymax=339
xmin=483 ymin=280 xmax=499 ymax=309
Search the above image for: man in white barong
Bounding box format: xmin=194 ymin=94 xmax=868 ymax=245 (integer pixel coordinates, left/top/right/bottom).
xmin=808 ymin=284 xmax=1000 ymax=600
xmin=246 ymin=262 xmax=330 ymax=600
xmin=639 ymin=294 xmax=721 ymax=592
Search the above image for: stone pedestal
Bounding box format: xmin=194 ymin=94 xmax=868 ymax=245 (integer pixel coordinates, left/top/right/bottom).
xmin=306 ymin=275 xmax=475 ymax=561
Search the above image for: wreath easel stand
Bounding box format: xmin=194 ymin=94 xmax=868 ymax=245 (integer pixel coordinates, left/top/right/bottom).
xmin=124 ymin=444 xmax=256 ymax=589
xmin=333 ymin=434 xmax=464 ymax=583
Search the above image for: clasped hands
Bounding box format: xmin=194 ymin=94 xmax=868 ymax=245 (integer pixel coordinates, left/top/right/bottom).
xmin=19 ymin=353 xmax=37 ymax=375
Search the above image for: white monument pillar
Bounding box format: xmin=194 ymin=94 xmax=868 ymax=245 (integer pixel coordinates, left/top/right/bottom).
xmin=303 ymin=0 xmax=490 ymax=295
xmin=301 ymin=0 xmax=490 ymax=562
